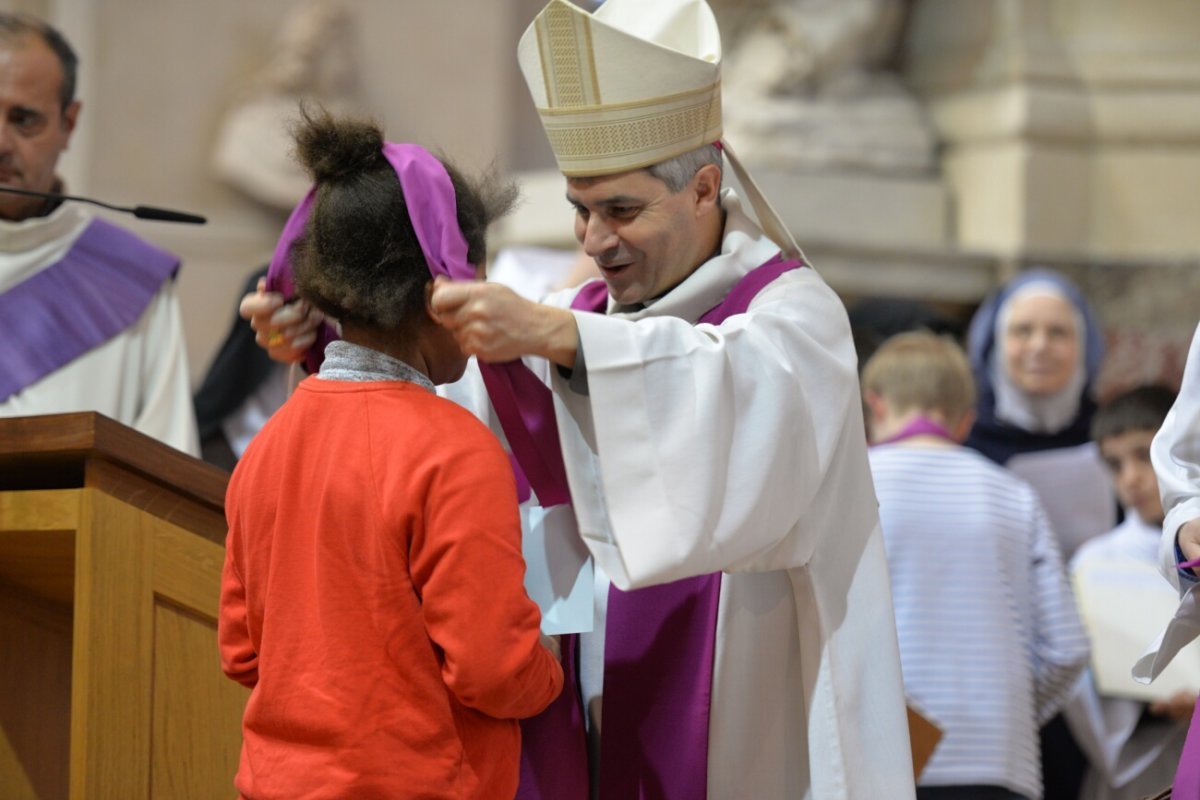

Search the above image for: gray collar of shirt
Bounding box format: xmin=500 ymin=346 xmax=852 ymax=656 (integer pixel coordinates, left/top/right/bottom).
xmin=317 ymin=340 xmax=435 ymax=393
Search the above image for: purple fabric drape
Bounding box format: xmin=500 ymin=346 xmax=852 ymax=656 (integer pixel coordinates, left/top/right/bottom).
xmin=1176 ymin=701 xmax=1200 ymax=797
xmin=1173 ymin=558 xmax=1200 ymax=795
xmin=597 ymin=252 xmax=803 ymax=800
xmin=511 ymin=279 xmax=610 ymax=800
xmin=517 ymin=631 xmax=590 ymax=799
xmin=873 ymin=416 xmax=956 ymax=446
xmin=0 ymin=218 xmax=178 ymax=402
xmin=265 ymin=143 xmax=574 ymax=507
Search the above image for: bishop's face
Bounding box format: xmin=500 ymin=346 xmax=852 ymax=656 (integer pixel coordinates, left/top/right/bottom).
xmin=1002 ymin=292 xmax=1081 ymax=397
xmin=0 ymin=35 xmax=79 ymax=221
xmin=566 ymin=167 xmax=715 ymax=307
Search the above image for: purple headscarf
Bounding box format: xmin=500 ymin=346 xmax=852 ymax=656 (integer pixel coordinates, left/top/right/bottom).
xmin=266 ymin=143 xmax=478 ymax=373
xmin=264 ymin=141 xmax=572 ymax=507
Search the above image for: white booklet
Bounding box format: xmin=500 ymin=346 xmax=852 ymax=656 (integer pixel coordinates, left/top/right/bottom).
xmin=521 ymin=504 xmax=594 ymax=635
xmin=1073 ymin=557 xmax=1200 ymax=701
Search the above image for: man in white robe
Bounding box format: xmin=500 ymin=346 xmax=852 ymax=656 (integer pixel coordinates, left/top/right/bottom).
xmin=247 ymin=0 xmax=915 ymax=795
xmin=430 ymin=1 xmax=915 ymax=796
xmin=0 ymin=13 xmax=198 ymax=455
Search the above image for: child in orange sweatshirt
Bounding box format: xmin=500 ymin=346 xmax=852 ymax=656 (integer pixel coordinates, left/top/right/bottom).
xmin=218 ymin=108 xmax=563 ymax=800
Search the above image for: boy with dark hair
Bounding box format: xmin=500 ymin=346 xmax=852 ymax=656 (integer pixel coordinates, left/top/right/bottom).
xmin=1066 ymin=384 xmax=1193 ymax=800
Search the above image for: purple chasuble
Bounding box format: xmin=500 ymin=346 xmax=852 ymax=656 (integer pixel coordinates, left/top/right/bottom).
xmin=0 ymin=217 xmax=179 ymax=402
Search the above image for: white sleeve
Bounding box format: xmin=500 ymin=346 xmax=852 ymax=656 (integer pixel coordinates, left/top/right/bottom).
xmin=133 ymin=277 xmax=200 ymax=456
xmin=551 ymin=268 xmax=879 ymax=589
xmin=1153 ymin=322 xmax=1200 ymax=591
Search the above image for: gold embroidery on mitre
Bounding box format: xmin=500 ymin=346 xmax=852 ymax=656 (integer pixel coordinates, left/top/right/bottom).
xmin=536 ymin=1 xmax=600 ymax=109
xmin=538 ymin=81 xmax=723 ymax=176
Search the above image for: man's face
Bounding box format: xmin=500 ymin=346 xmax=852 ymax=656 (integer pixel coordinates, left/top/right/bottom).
xmin=1002 ymin=292 xmax=1080 ymax=396
xmin=0 ymin=36 xmax=79 ymax=221
xmin=1100 ymin=429 xmax=1164 ymax=527
xmin=566 ymin=168 xmax=711 ymax=306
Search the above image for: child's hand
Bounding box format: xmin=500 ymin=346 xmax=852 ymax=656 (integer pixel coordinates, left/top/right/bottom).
xmin=1149 ymin=689 xmax=1197 ymax=722
xmin=539 ymin=633 xmax=562 ymax=662
xmin=1179 ymin=519 xmax=1200 ymax=563
xmin=240 ymin=277 xmax=324 ymax=363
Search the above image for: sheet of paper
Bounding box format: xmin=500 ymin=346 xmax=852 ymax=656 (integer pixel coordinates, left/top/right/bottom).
xmin=1007 ymin=443 xmax=1115 ymax=558
xmin=1073 ymin=557 xmax=1200 ymax=702
xmin=521 ymin=504 xmax=594 ymax=635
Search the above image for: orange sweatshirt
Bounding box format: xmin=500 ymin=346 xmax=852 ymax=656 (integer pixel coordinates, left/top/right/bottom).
xmin=219 ymin=377 xmax=563 ymax=799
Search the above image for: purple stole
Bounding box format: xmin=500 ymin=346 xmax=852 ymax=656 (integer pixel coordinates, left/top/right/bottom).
xmin=512 ymin=253 xmax=805 ymax=800
xmin=1176 ymin=703 xmax=1200 ymax=797
xmin=1174 ymin=555 xmax=1200 ymax=797
xmin=0 ymin=218 xmax=180 ymax=402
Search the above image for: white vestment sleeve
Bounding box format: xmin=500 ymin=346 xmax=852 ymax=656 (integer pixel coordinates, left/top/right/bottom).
xmin=1154 ymin=321 xmax=1200 ymax=592
xmin=551 ymin=268 xmax=879 ymax=589
xmin=1137 ymin=321 xmax=1200 ymax=682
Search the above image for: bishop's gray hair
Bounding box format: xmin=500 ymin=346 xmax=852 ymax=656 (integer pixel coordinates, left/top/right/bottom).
xmin=645 ymin=143 xmax=724 ymax=193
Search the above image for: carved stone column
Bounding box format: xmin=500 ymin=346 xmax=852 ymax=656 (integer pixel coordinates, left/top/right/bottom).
xmin=907 ymin=0 xmax=1200 ymax=260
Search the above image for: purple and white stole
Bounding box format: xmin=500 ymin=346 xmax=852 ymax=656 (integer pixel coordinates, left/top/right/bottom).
xmin=507 ymin=252 xmax=805 ymax=800
xmin=0 ymin=218 xmax=179 ymax=402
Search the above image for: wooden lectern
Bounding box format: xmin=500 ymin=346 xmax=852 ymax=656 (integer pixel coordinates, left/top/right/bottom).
xmin=0 ymin=413 xmax=246 ymax=799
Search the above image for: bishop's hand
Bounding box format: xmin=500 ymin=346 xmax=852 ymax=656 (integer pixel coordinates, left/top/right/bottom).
xmin=1179 ymin=518 xmax=1200 ymax=564
xmin=429 ymin=277 xmax=579 ymax=368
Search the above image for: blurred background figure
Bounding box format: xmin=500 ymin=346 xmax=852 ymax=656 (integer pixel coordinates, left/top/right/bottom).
xmin=194 ymin=0 xmax=363 ymax=469
xmin=864 ymin=330 xmax=1089 ymax=800
xmin=964 ymin=268 xmax=1112 ymax=800
xmin=1065 ymin=385 xmax=1192 ymax=800
xmin=192 ymin=266 xmax=289 ymax=470
xmin=210 ymin=0 xmax=362 ymax=211
xmin=715 ymin=0 xmax=937 ymax=175
xmin=0 ymin=12 xmax=198 ymax=454
xmin=965 ymin=269 xmax=1114 ymax=561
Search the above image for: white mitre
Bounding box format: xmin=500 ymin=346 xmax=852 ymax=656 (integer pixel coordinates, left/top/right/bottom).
xmin=517 ymin=0 xmax=803 ymax=260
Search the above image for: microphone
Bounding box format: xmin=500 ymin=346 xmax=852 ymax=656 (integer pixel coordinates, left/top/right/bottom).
xmin=0 ymin=185 xmax=207 ymax=224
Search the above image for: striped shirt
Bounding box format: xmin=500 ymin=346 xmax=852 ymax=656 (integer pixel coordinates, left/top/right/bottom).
xmin=870 ymin=444 xmax=1090 ymax=800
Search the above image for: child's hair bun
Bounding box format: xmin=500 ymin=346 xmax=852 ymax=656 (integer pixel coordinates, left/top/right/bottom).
xmin=293 ymin=104 xmax=384 ymax=183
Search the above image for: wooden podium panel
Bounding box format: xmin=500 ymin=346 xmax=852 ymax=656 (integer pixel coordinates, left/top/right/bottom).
xmin=0 ymin=413 xmax=247 ymax=799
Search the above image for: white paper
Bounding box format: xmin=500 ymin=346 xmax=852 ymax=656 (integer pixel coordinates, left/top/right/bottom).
xmin=1007 ymin=442 xmax=1115 ymax=559
xmin=1073 ymin=557 xmax=1200 ymax=702
xmin=521 ymin=504 xmax=594 ymax=634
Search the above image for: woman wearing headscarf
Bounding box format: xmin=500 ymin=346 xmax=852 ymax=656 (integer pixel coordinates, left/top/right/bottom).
xmin=966 ymin=268 xmax=1114 ymax=800
xmin=966 ymin=268 xmax=1114 ymax=560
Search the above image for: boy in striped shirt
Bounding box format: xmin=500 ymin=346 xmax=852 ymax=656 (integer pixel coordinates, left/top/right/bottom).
xmin=864 ymin=331 xmax=1090 ymax=800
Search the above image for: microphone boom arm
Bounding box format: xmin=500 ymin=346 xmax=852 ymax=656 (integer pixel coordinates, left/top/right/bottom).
xmin=0 ymin=185 xmax=206 ymax=225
